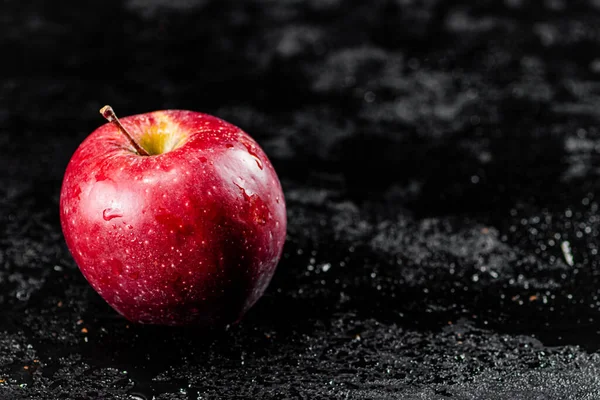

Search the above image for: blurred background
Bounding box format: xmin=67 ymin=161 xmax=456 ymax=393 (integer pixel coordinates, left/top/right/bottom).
xmin=4 ymin=0 xmax=600 ymax=398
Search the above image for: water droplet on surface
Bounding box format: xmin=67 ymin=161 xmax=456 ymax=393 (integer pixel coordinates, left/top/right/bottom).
xmin=16 ymin=290 xmax=29 ymax=301
xmin=103 ymin=208 xmax=123 ymax=221
xmin=128 ymin=392 xmax=149 ymax=400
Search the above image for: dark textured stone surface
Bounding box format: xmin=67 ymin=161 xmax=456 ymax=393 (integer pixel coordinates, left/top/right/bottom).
xmin=3 ymin=0 xmax=600 ymax=398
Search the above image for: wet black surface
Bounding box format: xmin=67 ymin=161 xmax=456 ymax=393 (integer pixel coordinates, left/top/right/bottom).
xmin=4 ymin=0 xmax=600 ymax=398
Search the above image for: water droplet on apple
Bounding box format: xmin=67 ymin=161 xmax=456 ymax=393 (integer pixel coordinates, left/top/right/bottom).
xmin=103 ymin=208 xmax=123 ymax=221
xmin=241 ymin=141 xmax=263 ymax=169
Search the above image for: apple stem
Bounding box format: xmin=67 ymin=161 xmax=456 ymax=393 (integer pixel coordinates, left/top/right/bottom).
xmin=100 ymin=105 xmax=150 ymax=156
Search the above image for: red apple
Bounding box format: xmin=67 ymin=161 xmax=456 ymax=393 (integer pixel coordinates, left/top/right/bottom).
xmin=59 ymin=106 xmax=286 ymax=326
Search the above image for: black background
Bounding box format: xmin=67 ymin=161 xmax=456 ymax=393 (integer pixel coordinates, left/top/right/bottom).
xmin=3 ymin=0 xmax=600 ymax=398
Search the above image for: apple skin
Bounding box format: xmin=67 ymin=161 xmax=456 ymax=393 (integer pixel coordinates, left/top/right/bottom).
xmin=60 ymin=110 xmax=286 ymax=326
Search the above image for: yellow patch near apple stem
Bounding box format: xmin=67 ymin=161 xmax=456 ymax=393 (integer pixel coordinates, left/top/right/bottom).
xmin=138 ymin=114 xmax=187 ymax=155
